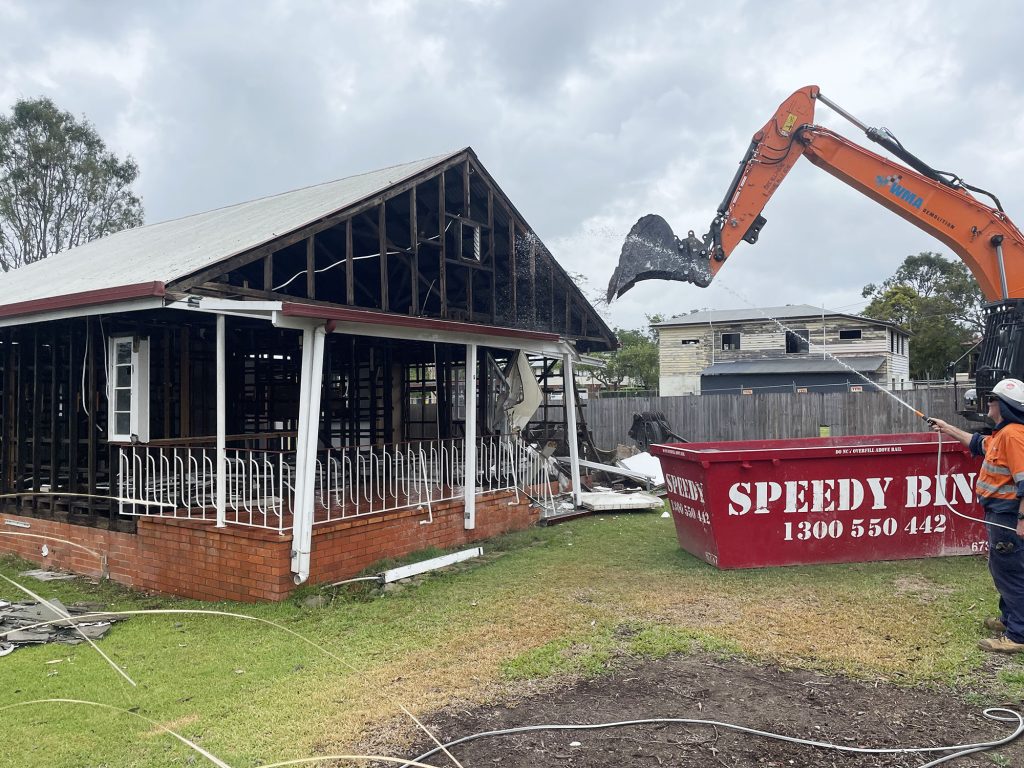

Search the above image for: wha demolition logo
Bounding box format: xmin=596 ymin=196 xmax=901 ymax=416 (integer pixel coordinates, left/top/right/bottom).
xmin=875 ymin=173 xmax=924 ymax=209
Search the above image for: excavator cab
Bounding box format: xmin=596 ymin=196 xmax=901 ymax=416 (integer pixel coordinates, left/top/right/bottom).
xmin=970 ymin=300 xmax=1024 ymax=422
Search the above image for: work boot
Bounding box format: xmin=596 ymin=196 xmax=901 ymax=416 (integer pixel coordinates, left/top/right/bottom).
xmin=984 ymin=617 xmax=1007 ymax=632
xmin=978 ymin=635 xmax=1024 ymax=654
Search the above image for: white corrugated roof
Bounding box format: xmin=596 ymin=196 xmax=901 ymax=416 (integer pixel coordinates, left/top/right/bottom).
xmin=655 ymin=304 xmax=903 ymax=332
xmin=656 ymin=305 xmax=839 ymax=325
xmin=0 ymin=149 xmax=462 ymax=308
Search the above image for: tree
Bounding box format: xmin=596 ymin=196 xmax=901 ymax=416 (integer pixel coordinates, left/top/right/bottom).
xmin=589 ymin=314 xmax=661 ymax=391
xmin=861 ymin=252 xmax=984 ymax=379
xmin=567 ymin=270 xmax=609 ymax=319
xmin=0 ymin=97 xmax=144 ymax=272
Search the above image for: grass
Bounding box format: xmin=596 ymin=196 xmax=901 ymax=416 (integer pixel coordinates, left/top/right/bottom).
xmin=1 ymin=510 xmax=1019 ymax=767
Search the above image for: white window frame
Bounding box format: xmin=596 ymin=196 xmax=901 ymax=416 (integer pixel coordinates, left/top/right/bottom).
xmin=108 ymin=335 xmax=150 ymax=443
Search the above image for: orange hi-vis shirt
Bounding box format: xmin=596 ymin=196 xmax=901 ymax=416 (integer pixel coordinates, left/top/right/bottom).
xmin=974 ymin=422 xmax=1024 ymax=500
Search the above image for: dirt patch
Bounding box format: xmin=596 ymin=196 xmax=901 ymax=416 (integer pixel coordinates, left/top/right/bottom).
xmin=401 ymin=653 xmax=1024 ymax=767
xmin=891 ymin=576 xmax=955 ymax=603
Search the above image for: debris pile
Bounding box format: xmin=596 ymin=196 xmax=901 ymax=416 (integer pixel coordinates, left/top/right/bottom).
xmin=0 ymin=599 xmax=124 ymax=656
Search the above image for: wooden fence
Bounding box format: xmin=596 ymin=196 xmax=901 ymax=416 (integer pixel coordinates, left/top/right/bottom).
xmin=584 ymin=386 xmax=974 ymax=449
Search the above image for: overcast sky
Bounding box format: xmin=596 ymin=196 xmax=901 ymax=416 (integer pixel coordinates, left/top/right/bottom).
xmin=2 ymin=0 xmax=1022 ymax=330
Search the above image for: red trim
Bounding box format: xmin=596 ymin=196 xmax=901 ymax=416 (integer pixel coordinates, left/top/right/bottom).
xmin=281 ymin=302 xmax=559 ymax=342
xmin=0 ymin=282 xmax=167 ymax=320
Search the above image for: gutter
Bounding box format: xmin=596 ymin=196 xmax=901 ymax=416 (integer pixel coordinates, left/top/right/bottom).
xmin=0 ymin=282 xmax=166 ymax=321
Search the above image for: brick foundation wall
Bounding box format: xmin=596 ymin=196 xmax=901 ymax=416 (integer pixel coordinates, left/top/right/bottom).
xmin=0 ymin=489 xmax=538 ymax=602
xmin=307 ymin=491 xmax=539 ymax=583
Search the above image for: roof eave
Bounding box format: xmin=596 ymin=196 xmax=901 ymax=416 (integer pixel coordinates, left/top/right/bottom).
xmin=0 ymin=281 xmax=167 ymax=322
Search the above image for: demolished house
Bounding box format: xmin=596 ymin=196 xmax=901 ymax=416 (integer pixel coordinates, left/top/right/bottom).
xmin=0 ymin=148 xmax=616 ymax=601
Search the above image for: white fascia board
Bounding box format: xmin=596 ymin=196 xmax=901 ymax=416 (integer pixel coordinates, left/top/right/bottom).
xmin=164 ymin=297 xmax=283 ymax=322
xmin=381 ymin=547 xmax=484 ymax=583
xmin=190 ymin=298 xmax=283 ymax=313
xmin=0 ymin=298 xmax=165 ymax=328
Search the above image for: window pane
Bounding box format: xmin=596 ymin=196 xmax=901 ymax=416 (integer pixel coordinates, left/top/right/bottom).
xmin=115 ymin=413 xmax=131 ymax=435
xmin=721 ymin=333 xmax=740 ymax=351
xmin=115 ymin=390 xmax=131 ymax=411
xmin=116 ymin=365 xmax=132 ymax=388
xmin=116 ymin=342 xmax=131 ymax=365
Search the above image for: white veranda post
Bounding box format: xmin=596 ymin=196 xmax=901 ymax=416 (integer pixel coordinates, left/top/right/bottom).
xmin=562 ymin=352 xmax=582 ymax=507
xmin=464 ymin=343 xmax=478 ymax=530
xmin=216 ymin=314 xmax=227 ymax=527
xmin=291 ymin=324 xmax=327 ymax=584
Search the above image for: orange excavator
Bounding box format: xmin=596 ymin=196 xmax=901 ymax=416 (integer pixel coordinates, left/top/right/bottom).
xmin=606 ymin=85 xmax=1024 ymax=421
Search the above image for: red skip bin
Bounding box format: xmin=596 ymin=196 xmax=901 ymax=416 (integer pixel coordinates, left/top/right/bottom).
xmin=651 ymin=433 xmax=985 ymax=569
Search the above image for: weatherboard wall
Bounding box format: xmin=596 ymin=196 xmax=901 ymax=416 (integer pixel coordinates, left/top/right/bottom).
xmin=658 ymin=316 xmax=909 ymax=396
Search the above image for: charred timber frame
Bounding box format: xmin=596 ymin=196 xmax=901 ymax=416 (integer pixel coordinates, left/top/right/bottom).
xmin=167 ymin=151 xmax=614 ymax=352
xmin=0 ymin=321 xmax=135 ymax=531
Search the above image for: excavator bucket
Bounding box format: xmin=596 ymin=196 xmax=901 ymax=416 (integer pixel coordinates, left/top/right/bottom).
xmin=605 ymin=214 xmax=711 ymax=302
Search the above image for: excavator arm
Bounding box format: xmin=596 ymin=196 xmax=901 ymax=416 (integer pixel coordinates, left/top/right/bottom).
xmin=606 ymin=85 xmax=1024 ymax=304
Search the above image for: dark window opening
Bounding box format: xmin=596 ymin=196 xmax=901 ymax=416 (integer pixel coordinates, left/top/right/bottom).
xmin=721 ymin=333 xmax=740 ymax=351
xmin=786 ymin=329 xmax=810 ymax=354
xmin=839 ymin=329 xmax=862 ymax=340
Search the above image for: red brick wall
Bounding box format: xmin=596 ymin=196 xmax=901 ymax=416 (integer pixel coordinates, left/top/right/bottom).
xmin=0 ymin=489 xmax=538 ymax=602
xmin=307 ymin=491 xmax=539 ymax=582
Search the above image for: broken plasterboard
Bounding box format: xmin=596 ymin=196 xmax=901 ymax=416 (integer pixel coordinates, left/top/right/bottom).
xmin=0 ymin=600 xmax=125 ymax=654
xmin=616 ymin=452 xmax=664 ymax=486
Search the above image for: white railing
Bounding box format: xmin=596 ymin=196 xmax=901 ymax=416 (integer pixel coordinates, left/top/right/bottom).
xmin=116 ymin=434 xmax=557 ymax=530
xmin=313 ymin=434 xmax=556 ymax=523
xmin=116 ymin=446 xmax=291 ymax=531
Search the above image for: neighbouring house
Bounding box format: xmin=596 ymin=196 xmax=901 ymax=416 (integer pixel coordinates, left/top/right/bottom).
xmin=0 ymin=148 xmax=616 ymax=601
xmin=655 ymin=305 xmax=910 ymax=396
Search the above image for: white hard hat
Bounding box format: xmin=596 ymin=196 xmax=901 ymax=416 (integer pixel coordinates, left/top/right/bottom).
xmin=992 ymin=378 xmax=1024 ymax=408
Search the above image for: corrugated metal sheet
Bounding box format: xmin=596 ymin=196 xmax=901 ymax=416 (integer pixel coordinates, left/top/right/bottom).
xmin=702 ymin=355 xmax=886 ymax=376
xmin=0 ymin=149 xmax=462 ymax=308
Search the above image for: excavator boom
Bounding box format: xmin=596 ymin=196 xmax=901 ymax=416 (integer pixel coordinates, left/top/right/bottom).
xmin=606 ymin=86 xmax=1024 ymax=304
xmin=607 ymin=85 xmax=818 ymax=301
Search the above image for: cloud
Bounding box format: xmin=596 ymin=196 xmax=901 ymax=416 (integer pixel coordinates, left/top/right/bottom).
xmin=1 ymin=0 xmax=1023 ymax=333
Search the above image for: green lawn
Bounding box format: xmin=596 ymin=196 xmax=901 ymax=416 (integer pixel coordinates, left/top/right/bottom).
xmin=1 ymin=511 xmax=1020 ymax=767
